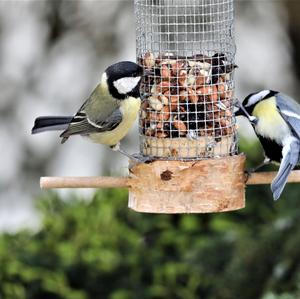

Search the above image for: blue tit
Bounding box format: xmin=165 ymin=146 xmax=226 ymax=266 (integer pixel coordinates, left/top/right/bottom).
xmin=32 ymin=61 xmax=146 ymax=161
xmin=235 ymin=90 xmax=300 ymax=200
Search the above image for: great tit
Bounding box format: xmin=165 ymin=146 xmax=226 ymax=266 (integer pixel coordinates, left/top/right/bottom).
xmin=235 ymin=90 xmax=300 ymax=200
xmin=32 ymin=61 xmax=146 ymax=161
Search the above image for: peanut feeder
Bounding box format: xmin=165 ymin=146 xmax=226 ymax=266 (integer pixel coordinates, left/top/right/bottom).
xmin=129 ymin=0 xmax=246 ymax=213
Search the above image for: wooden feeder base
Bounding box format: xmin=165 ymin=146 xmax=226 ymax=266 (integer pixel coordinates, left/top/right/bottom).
xmin=128 ymin=154 xmax=246 ymax=213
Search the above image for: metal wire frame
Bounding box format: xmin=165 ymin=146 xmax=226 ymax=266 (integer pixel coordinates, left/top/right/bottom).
xmin=135 ymin=0 xmax=237 ymax=160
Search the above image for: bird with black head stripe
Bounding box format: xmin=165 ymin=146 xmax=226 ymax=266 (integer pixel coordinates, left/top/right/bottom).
xmin=235 ymin=90 xmax=300 ymax=200
xmin=32 ymin=61 xmax=148 ymax=161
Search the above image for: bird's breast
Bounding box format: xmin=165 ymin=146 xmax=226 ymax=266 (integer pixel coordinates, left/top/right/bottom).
xmin=89 ymin=97 xmax=141 ymax=146
xmin=253 ymin=98 xmax=291 ymax=145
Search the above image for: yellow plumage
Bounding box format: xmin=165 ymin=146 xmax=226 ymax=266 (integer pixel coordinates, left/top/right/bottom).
xmin=253 ymin=97 xmax=290 ymax=145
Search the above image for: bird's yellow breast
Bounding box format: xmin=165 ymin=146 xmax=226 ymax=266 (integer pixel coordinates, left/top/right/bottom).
xmin=89 ymin=97 xmax=141 ymax=146
xmin=253 ymin=97 xmax=290 ymax=144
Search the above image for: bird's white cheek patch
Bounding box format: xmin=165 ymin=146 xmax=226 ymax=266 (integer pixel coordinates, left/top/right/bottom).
xmin=113 ymin=77 xmax=141 ymax=94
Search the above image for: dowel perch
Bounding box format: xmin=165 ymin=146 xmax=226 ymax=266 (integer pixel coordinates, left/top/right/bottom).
xmin=40 ymin=176 xmax=130 ymax=189
xmin=246 ymin=170 xmax=300 ymax=185
xmin=40 ymin=170 xmax=300 ymax=188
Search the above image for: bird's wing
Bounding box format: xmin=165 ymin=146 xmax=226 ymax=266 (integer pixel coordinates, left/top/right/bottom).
xmin=271 ymin=137 xmax=300 ymax=200
xmin=60 ymin=83 xmax=123 ymax=143
xmin=60 ymin=106 xmax=122 ymax=142
xmin=276 ymin=93 xmax=300 ymax=139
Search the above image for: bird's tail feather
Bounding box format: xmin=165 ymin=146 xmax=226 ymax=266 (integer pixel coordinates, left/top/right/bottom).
xmin=271 ymin=163 xmax=293 ymax=201
xmin=271 ymin=138 xmax=300 ymax=200
xmin=32 ymin=116 xmax=73 ymax=134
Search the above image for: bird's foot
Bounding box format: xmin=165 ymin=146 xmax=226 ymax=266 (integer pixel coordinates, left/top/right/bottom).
xmin=244 ymin=158 xmax=271 ymax=183
xmin=110 ymin=143 xmax=120 ymax=152
xmin=127 ymin=153 xmax=154 ymax=168
xmin=244 ymin=168 xmax=254 ymax=183
xmin=111 ymin=145 xmax=153 ymax=164
xmin=130 ymin=153 xmax=154 ymax=163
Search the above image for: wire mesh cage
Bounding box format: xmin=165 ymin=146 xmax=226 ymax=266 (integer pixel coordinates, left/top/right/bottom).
xmin=135 ymin=0 xmax=237 ymax=160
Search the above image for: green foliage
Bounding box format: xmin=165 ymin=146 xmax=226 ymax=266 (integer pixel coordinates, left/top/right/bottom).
xmin=0 ymin=141 xmax=300 ymax=299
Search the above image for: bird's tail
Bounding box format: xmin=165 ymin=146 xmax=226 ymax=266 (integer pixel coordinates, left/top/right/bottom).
xmin=271 ymin=163 xmax=293 ymax=200
xmin=271 ymin=139 xmax=300 ymax=200
xmin=32 ymin=116 xmax=73 ymax=134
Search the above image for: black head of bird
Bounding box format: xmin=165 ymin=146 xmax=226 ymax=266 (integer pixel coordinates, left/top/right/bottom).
xmin=235 ymin=90 xmax=279 ymax=125
xmin=105 ymin=61 xmax=144 ymax=100
xmin=239 ymin=90 xmax=278 ymax=114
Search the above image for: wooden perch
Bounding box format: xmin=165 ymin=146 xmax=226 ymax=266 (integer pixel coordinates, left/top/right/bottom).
xmin=39 ymin=155 xmax=300 ymax=214
xmin=40 ymin=170 xmax=300 ymax=189
xmin=246 ymin=170 xmax=300 ymax=185
xmin=40 ymin=176 xmax=130 ymax=189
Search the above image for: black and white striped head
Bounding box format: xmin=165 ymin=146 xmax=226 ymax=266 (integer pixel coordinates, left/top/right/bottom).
xmin=103 ymin=61 xmax=144 ymax=100
xmin=243 ymin=89 xmax=278 ymax=114
xmin=239 ymin=90 xmax=279 ymax=115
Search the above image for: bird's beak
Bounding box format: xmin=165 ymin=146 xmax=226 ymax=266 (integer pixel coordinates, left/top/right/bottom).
xmin=233 ymin=99 xmax=243 ymax=116
xmin=234 ymin=100 xmax=258 ymax=125
xmin=234 ymin=100 xmax=248 ymax=117
xmin=234 ymin=105 xmax=243 ymax=116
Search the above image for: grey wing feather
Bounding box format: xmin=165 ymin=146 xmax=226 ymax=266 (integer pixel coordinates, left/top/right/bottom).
xmin=60 ymin=83 xmax=122 ymax=143
xmin=276 ymin=93 xmax=300 ymax=139
xmin=271 ymin=138 xmax=300 ymax=200
xmin=93 ymin=108 xmax=123 ymax=131
xmin=60 ymin=108 xmax=122 ymax=142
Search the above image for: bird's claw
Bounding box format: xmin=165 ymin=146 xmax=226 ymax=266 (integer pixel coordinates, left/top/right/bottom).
xmin=244 ymin=169 xmax=254 ymax=183
xmin=114 ymin=146 xmax=153 ymax=164
xmin=130 ymin=153 xmax=154 ymax=163
xmin=128 ymin=154 xmax=154 ymax=168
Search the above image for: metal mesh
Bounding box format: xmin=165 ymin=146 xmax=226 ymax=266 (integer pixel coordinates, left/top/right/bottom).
xmin=135 ymin=0 xmax=237 ymax=160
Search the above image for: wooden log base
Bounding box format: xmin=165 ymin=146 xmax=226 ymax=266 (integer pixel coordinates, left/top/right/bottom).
xmin=128 ymin=154 xmax=246 ymax=213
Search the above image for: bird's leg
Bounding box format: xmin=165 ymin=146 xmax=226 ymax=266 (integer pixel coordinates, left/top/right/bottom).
xmin=110 ymin=144 xmax=153 ymax=163
xmin=244 ymin=157 xmax=271 ymax=182
xmin=250 ymin=157 xmax=271 ymax=172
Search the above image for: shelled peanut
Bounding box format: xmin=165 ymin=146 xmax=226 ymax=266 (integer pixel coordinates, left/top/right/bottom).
xmin=139 ymin=52 xmax=237 ymax=140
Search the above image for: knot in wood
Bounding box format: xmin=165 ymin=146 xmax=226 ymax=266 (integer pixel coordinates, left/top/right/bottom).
xmin=160 ymin=170 xmax=173 ymax=181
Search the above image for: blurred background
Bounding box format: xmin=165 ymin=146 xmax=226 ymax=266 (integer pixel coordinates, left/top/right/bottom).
xmin=1 ymin=0 xmax=300 ymax=298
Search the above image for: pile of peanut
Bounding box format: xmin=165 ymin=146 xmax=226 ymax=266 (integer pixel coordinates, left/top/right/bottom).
xmin=139 ymin=52 xmax=236 ymax=141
